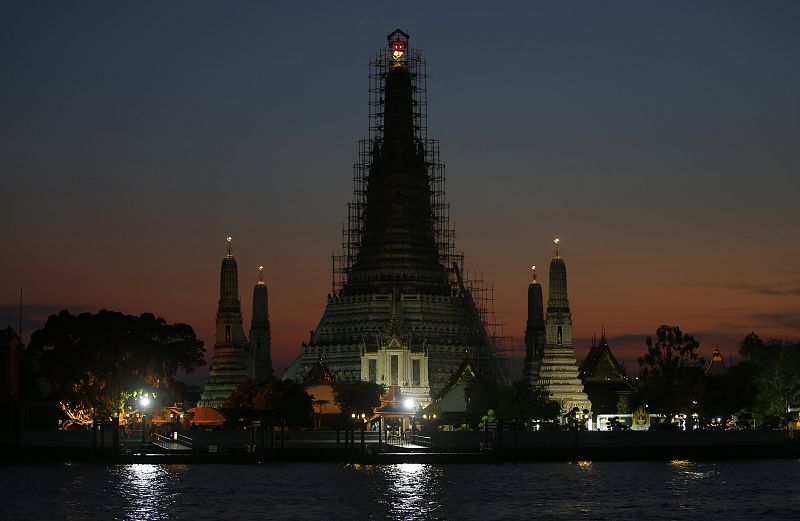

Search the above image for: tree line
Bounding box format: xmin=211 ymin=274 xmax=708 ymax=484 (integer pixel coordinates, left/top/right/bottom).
xmin=633 ymin=325 xmax=800 ymax=428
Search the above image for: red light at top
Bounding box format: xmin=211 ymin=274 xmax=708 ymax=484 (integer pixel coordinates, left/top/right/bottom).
xmin=391 ymin=40 xmax=407 ymax=51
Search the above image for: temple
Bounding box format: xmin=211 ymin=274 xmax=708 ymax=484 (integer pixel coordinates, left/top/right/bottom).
xmin=293 ymin=30 xmax=501 ymax=402
xmin=578 ymin=328 xmax=636 ymax=414
xmin=199 ymin=238 xmax=273 ymax=407
xmin=704 ymin=347 xmax=727 ymax=376
xmin=531 ymin=239 xmax=592 ymax=415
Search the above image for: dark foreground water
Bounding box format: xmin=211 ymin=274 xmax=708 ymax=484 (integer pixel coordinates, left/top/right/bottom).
xmin=1 ymin=460 xmax=799 ymax=520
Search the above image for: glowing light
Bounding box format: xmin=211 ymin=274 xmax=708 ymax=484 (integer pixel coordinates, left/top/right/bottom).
xmin=390 ymin=38 xmax=407 ymax=66
xmin=139 ymin=396 xmax=151 ymax=408
xmin=226 ymin=236 xmax=232 ymax=243
xmin=554 ymin=237 xmax=560 ymax=245
xmin=404 ymin=398 xmax=415 ymax=411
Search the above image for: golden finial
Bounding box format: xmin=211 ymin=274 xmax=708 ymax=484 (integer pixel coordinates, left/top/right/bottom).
xmin=554 ymin=237 xmax=560 ymax=258
xmin=226 ymin=236 xmax=233 ymax=256
xmin=258 ymin=265 xmax=264 ymax=284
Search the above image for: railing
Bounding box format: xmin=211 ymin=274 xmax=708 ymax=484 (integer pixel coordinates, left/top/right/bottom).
xmin=151 ymin=432 xmax=193 ymax=451
xmin=408 ymin=434 xmax=432 ymax=447
xmin=384 ymin=433 xmax=431 ymax=448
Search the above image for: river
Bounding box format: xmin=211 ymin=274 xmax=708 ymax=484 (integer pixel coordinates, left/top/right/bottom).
xmin=1 ymin=460 xmax=798 ymax=520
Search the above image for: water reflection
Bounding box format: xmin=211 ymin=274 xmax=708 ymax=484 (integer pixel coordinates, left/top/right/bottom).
xmin=372 ymin=463 xmax=444 ymax=520
xmin=114 ymin=464 xmax=178 ymax=521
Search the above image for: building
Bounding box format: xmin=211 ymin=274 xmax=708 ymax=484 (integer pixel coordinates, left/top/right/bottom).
xmin=532 ymin=239 xmax=592 ymax=416
xmin=424 ymin=356 xmax=488 ymax=426
xmin=293 ymin=30 xmax=501 ymax=400
xmin=361 ymin=334 xmax=430 ymax=407
xmin=578 ymin=328 xmax=636 ymax=414
xmin=199 ymin=238 xmax=273 ymax=408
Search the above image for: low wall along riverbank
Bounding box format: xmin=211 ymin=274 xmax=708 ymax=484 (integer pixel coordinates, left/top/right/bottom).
xmin=3 ymin=428 xmax=797 ymax=463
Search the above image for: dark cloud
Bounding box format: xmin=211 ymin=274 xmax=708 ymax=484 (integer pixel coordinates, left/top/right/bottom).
xmin=749 ymin=312 xmax=800 ymax=331
xmin=711 ymin=282 xmax=800 ymax=297
xmin=757 ymin=288 xmax=800 ymax=297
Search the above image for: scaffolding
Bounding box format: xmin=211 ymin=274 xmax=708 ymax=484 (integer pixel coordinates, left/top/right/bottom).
xmin=330 ymin=31 xmax=506 ymax=382
xmin=332 ymin=33 xmax=463 ymax=295
xmin=462 ymin=270 xmax=513 ymax=382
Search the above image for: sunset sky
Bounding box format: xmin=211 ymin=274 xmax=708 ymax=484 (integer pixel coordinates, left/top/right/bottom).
xmin=2 ymin=1 xmax=799 ymax=384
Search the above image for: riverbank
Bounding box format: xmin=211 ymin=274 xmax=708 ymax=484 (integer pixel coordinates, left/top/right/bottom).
xmin=2 ymin=430 xmax=798 ymax=464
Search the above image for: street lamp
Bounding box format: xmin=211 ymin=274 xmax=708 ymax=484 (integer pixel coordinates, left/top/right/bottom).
xmin=404 ymin=398 xmax=416 ymax=438
xmin=139 ymin=395 xmax=151 ymax=443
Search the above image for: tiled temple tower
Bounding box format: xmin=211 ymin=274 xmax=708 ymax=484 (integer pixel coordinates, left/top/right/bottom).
xmin=250 ymin=266 xmax=273 ymax=381
xmin=200 ymin=238 xmax=273 ymax=407
xmin=534 ymin=239 xmax=592 ymax=415
xmin=523 ymin=265 xmax=547 ymax=383
xmin=296 ymin=30 xmax=500 ymax=399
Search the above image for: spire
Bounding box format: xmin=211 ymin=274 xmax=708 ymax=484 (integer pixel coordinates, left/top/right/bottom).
xmin=251 ymin=267 xmax=269 ymax=328
xmin=527 ymin=268 xmax=545 ymax=325
xmin=250 ymin=264 xmax=272 ymax=380
xmin=343 ymin=31 xmax=449 ymax=296
xmin=226 ymin=236 xmax=233 ymax=257
xmin=524 ymin=261 xmax=546 ymax=381
xmin=548 ymin=238 xmax=569 ymax=313
xmin=219 ymin=236 xmax=240 ymax=312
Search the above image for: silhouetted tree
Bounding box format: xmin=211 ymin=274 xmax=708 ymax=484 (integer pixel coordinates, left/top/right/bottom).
xmin=637 ymin=325 xmax=704 ymax=416
xmin=27 ymin=310 xmax=205 ymax=420
xmin=699 ymin=363 xmax=757 ymax=421
xmin=739 ymin=333 xmax=800 ymax=423
xmin=224 ymin=379 xmax=313 ymax=427
xmin=495 ymin=379 xmax=560 ymax=425
xmin=331 ymin=381 xmax=385 ymax=416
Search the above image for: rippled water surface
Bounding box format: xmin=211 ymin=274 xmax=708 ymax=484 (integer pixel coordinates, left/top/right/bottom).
xmin=1 ymin=460 xmax=799 ymax=520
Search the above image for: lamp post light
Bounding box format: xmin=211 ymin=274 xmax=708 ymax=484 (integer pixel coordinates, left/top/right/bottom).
xmin=404 ymin=398 xmax=416 ymax=439
xmin=139 ymin=395 xmax=151 ymax=443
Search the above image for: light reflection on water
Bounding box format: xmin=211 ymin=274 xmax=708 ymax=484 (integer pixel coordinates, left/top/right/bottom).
xmin=114 ymin=464 xmax=179 ymax=520
xmin=378 ymin=463 xmax=443 ymax=520
xmin=1 ymin=460 xmax=799 ymax=520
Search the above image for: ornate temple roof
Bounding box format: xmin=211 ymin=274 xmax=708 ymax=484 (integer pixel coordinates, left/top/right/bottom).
xmin=578 ymin=330 xmax=636 ymax=391
xmin=303 ymin=356 xmax=336 ymax=386
xmin=430 ymin=354 xmax=478 ymax=404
